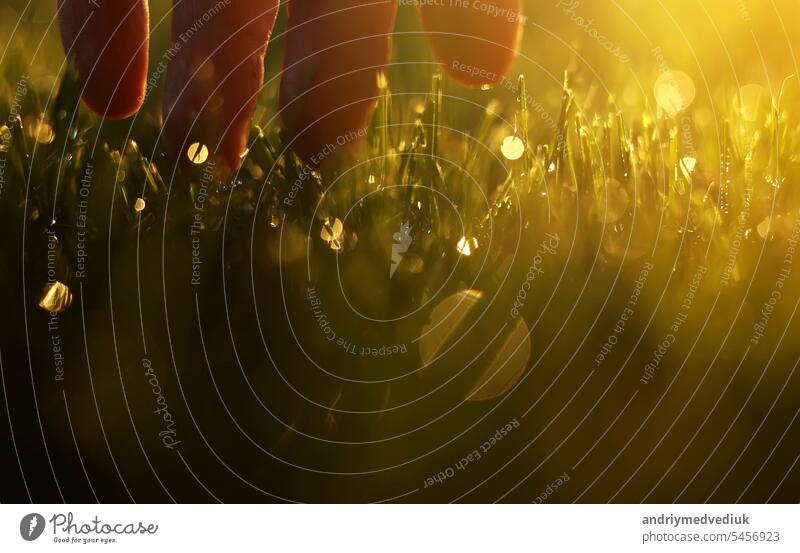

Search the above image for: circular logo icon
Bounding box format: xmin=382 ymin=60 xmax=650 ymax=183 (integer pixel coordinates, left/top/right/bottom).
xmin=20 ymin=513 xmax=45 ymax=541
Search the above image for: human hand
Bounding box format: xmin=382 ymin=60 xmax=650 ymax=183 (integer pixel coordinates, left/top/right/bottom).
xmin=57 ymin=0 xmax=523 ymax=176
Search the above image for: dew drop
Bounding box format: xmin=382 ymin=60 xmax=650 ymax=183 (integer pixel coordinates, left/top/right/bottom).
xmin=457 ymin=236 xmax=478 ymax=256
xmin=269 ymin=208 xmax=285 ymax=228
xmin=501 ymin=135 xmax=525 ymax=161
xmin=321 ymin=218 xmax=344 ymax=251
xmin=680 ymin=156 xmax=697 ymax=173
xmin=28 ymin=117 xmax=55 ymax=144
xmin=654 ymin=70 xmax=696 ymax=117
xmin=0 ymin=125 xmax=11 ymax=150
xmin=38 ymin=281 xmax=72 ymax=313
xmin=187 ymin=142 xmax=209 ymax=164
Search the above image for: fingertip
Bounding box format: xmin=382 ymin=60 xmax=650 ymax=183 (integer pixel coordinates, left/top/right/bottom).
xmin=81 ymin=82 xmax=146 ymax=120
xmin=164 ymin=0 xmax=279 ymax=178
xmin=280 ymin=0 xmax=398 ymax=165
xmin=418 ymin=0 xmax=523 ymax=88
xmin=57 ymin=0 xmax=150 ymax=119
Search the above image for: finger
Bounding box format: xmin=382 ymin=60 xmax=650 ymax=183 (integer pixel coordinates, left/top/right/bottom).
xmin=57 ymin=0 xmax=149 ymax=119
xmin=280 ymin=0 xmax=398 ymax=165
xmin=418 ymin=0 xmax=523 ymax=88
xmin=163 ymin=0 xmax=279 ymax=177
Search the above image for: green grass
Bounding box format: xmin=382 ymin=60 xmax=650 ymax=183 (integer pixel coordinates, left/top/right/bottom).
xmin=2 ymin=60 xmax=799 ymax=298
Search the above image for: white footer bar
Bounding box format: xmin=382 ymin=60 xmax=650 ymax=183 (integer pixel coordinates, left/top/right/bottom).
xmin=2 ymin=504 xmax=797 ymax=552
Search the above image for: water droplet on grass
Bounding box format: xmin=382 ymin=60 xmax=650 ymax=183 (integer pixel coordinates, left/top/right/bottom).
xmin=187 ymin=142 xmax=209 ymax=164
xmin=321 ymin=218 xmax=344 ymax=251
xmin=457 ymin=236 xmax=478 ymax=256
xmin=501 ymin=135 xmax=525 ymax=160
xmin=269 ymin=208 xmax=285 ymax=228
xmin=654 ymin=70 xmax=696 ymax=116
xmin=39 ymin=281 xmax=72 ymax=313
xmin=28 ymin=117 xmax=54 ymax=144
